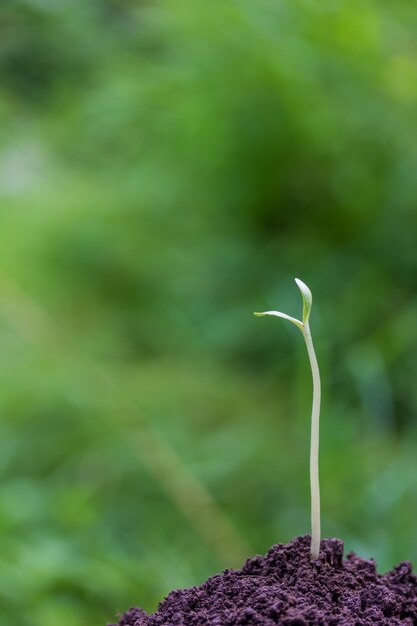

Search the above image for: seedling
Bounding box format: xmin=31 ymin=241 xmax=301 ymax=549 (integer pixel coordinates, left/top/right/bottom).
xmin=255 ymin=278 xmax=321 ymax=559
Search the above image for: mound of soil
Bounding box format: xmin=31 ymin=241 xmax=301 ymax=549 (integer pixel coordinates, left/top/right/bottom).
xmin=109 ymin=535 xmax=417 ymax=625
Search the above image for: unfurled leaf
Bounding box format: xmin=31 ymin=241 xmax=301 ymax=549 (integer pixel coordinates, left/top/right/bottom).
xmin=253 ymin=310 xmax=303 ymax=330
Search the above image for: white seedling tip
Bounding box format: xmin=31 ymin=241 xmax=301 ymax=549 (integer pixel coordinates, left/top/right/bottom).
xmin=295 ymin=278 xmax=312 ymax=325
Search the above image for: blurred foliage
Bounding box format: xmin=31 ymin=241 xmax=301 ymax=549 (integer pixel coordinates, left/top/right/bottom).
xmin=0 ymin=0 xmax=417 ymax=624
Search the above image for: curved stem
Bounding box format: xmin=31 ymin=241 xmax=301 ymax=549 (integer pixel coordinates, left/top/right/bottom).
xmin=302 ymin=322 xmax=321 ymax=559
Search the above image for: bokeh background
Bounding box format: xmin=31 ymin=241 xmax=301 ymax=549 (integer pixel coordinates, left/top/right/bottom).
xmin=0 ymin=1 xmax=417 ymax=624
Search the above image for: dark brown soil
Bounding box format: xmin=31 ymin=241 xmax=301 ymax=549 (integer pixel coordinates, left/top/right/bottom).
xmin=108 ymin=535 xmax=417 ymax=625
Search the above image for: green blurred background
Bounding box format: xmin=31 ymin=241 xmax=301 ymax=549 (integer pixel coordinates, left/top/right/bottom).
xmin=0 ymin=0 xmax=417 ymax=624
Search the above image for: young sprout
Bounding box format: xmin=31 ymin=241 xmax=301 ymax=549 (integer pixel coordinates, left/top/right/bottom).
xmin=254 ymin=278 xmax=321 ymax=559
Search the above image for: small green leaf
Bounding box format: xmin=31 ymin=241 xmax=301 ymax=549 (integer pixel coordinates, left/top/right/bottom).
xmin=295 ymin=278 xmax=312 ymax=325
xmin=254 ymin=310 xmax=303 ymax=330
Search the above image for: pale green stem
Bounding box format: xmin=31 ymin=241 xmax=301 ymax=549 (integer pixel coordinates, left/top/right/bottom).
xmin=254 ymin=278 xmax=321 ymax=559
xmin=301 ymin=321 xmax=321 ymax=559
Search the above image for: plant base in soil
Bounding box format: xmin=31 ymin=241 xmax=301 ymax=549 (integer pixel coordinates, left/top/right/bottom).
xmin=108 ymin=535 xmax=417 ymax=626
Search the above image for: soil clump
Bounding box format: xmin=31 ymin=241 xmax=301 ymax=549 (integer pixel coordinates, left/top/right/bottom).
xmin=109 ymin=535 xmax=417 ymax=625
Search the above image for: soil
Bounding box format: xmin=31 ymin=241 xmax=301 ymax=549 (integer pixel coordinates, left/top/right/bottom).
xmin=108 ymin=535 xmax=417 ymax=625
